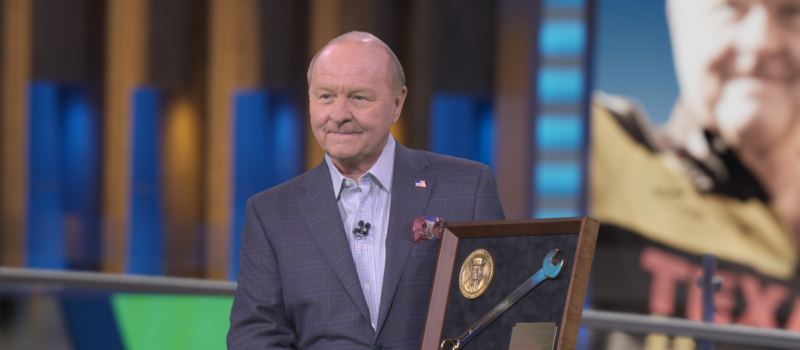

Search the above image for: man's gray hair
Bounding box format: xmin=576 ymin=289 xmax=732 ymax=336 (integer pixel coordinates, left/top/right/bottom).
xmin=307 ymin=31 xmax=406 ymax=93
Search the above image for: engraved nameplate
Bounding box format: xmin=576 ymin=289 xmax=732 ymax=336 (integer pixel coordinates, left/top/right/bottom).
xmin=508 ymin=322 xmax=557 ymax=350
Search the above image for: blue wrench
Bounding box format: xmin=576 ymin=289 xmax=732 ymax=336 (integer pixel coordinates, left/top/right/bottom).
xmin=440 ymin=249 xmax=566 ymax=350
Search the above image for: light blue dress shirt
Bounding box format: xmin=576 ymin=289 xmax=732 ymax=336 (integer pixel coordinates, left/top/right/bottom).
xmin=325 ymin=136 xmax=395 ymax=330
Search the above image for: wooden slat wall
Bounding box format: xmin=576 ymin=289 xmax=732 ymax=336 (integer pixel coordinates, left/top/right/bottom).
xmin=305 ymin=0 xmax=341 ymax=171
xmin=2 ymin=1 xmax=525 ymax=274
xmin=339 ymin=0 xmax=405 ymax=147
xmin=1 ymin=0 xmax=33 ymax=267
xmin=148 ymin=0 xmax=206 ymax=278
xmin=259 ymin=0 xmax=309 ymax=90
xmin=205 ymin=0 xmax=236 ymax=280
xmin=103 ymin=0 xmax=148 ymax=273
xmin=162 ymin=92 xmax=204 ymax=277
xmin=205 ymin=0 xmax=260 ymax=280
xmin=494 ymin=0 xmax=538 ymax=220
xmin=403 ymin=0 xmax=435 ymax=152
xmin=237 ymin=0 xmax=261 ymax=89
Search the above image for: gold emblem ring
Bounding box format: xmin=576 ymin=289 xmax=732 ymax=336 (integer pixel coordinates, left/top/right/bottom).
xmin=459 ymin=249 xmax=494 ymax=299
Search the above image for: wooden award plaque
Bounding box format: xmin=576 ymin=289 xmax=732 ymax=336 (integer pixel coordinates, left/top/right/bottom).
xmin=420 ymin=217 xmax=599 ymax=350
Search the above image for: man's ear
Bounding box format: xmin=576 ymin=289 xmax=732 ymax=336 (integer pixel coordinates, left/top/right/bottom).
xmin=392 ymin=86 xmax=408 ymax=124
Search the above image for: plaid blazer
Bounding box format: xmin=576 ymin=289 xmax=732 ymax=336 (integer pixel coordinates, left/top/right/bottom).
xmin=228 ymin=143 xmax=505 ymax=350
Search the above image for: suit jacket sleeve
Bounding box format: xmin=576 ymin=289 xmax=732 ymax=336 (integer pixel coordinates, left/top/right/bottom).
xmin=227 ymin=198 xmax=296 ymax=349
xmin=473 ymin=164 xmax=506 ymax=221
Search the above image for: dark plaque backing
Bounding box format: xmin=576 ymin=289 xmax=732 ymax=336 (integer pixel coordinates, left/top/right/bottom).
xmin=421 ymin=217 xmax=599 ymax=350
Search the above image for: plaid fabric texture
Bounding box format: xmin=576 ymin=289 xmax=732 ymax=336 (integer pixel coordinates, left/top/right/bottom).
xmin=228 ymin=143 xmax=505 ymax=350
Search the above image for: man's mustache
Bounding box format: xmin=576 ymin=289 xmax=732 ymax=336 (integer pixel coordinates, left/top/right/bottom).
xmin=323 ymin=124 xmax=364 ymax=134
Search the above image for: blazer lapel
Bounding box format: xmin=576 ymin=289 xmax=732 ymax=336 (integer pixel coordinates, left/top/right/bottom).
xmin=376 ymin=144 xmax=432 ymax=333
xmin=297 ymin=162 xmax=372 ymax=326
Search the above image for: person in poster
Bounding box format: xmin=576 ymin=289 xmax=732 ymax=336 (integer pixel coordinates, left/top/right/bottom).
xmin=591 ymin=1 xmax=800 ymax=348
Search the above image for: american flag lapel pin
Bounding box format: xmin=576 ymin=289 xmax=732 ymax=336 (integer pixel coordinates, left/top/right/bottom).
xmin=415 ymin=179 xmax=427 ymax=188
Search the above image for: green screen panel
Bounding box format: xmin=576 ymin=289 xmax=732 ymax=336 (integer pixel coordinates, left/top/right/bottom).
xmin=111 ymin=294 xmax=233 ymax=350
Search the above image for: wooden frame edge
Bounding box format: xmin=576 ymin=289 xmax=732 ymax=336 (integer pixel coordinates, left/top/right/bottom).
xmin=420 ymin=228 xmax=459 ymax=349
xmin=420 ymin=217 xmax=598 ymax=350
xmin=557 ymin=217 xmax=599 ymax=349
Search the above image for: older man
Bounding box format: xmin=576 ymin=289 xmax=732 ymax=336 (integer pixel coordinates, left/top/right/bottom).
xmin=591 ymin=0 xmax=800 ymax=348
xmin=665 ymin=0 xmax=800 ymax=238
xmin=227 ymin=32 xmax=504 ymax=350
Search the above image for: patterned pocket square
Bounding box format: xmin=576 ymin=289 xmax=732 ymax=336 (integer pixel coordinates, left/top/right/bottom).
xmin=412 ymin=216 xmax=445 ymax=243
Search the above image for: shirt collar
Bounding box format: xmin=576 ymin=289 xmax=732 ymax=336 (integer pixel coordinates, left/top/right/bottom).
xmin=325 ymin=136 xmax=396 ymax=199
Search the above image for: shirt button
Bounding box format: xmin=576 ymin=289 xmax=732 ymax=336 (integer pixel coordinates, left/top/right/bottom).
xmin=365 ymin=284 xmax=371 ymax=290
xmin=372 ymin=323 xmax=377 ymax=330
xmin=361 ymin=207 xmax=366 ymax=212
xmin=362 ymin=245 xmax=368 ymax=251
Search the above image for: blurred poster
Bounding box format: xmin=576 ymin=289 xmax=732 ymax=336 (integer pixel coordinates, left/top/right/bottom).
xmin=589 ymin=1 xmax=800 ymax=348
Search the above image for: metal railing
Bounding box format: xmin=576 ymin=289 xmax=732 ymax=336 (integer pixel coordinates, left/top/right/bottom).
xmin=3 ymin=267 xmax=800 ymax=349
xmin=581 ymin=309 xmax=800 ymax=349
xmin=0 ymin=266 xmax=235 ymax=296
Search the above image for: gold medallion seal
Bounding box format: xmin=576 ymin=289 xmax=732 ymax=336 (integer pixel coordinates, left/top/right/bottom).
xmin=459 ymin=249 xmax=494 ymax=299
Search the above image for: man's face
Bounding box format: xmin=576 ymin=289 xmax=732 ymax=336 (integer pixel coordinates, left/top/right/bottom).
xmin=669 ymin=0 xmax=800 ymax=150
xmin=308 ymin=42 xmax=406 ymax=165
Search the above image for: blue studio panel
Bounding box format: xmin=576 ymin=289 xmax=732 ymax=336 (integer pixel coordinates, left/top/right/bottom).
xmin=233 ymin=91 xmax=271 ymax=280
xmin=61 ymin=294 xmax=125 ymax=350
xmin=538 ymin=68 xmax=584 ymax=104
xmin=28 ymin=83 xmax=102 ymax=269
xmin=272 ymin=98 xmax=303 ymax=185
xmin=61 ymin=86 xmax=101 ymax=270
xmin=536 ymin=0 xmax=592 ymax=348
xmin=533 ymin=0 xmax=590 ymax=223
xmin=28 ymin=82 xmax=65 ymax=268
xmin=533 ymin=114 xmax=585 ymax=220
xmin=429 ymin=94 xmax=494 ymax=167
xmin=232 ymin=90 xmax=303 ymax=279
xmin=129 ymin=87 xmax=163 ymax=275
xmin=540 ymin=20 xmax=586 ymax=57
xmin=535 ymin=161 xmax=582 ymax=198
xmin=533 ymin=207 xmax=580 ymax=219
xmin=536 ymin=115 xmax=584 ymax=152
xmin=545 ymin=0 xmax=585 ymax=8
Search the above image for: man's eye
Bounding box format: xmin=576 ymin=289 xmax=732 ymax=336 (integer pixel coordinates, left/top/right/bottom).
xmin=353 ymin=95 xmax=367 ymax=101
xmin=778 ymin=3 xmax=800 ymax=22
xmin=719 ymin=0 xmax=747 ymax=18
xmin=320 ymin=94 xmax=332 ymax=99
